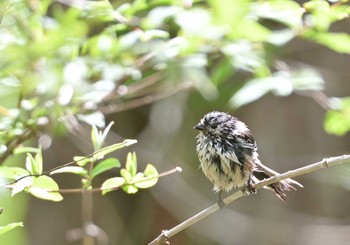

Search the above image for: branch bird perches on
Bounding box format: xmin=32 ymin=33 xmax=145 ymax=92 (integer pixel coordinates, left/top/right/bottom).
xmin=149 ymin=154 xmax=350 ymax=245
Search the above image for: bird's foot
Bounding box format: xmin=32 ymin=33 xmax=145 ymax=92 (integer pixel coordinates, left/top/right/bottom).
xmin=217 ymin=191 xmax=226 ymax=209
xmin=243 ymin=182 xmax=257 ymax=196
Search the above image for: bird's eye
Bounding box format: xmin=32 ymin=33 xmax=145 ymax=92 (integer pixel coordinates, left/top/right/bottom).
xmin=209 ymin=122 xmax=220 ymax=129
xmin=207 ymin=117 xmax=220 ymax=129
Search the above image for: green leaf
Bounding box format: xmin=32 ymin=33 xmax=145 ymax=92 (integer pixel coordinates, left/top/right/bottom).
xmin=122 ymin=185 xmax=138 ymax=194
xmin=11 ymin=177 xmax=34 ymax=196
xmin=209 ymin=0 xmax=248 ymax=28
xmin=25 ymin=153 xmax=41 ymax=175
xmin=125 ymin=152 xmax=137 ymax=176
xmin=78 ymin=111 xmax=105 ymax=128
xmin=222 ymin=41 xmax=268 ymax=74
xmin=92 ymin=157 xmax=121 ymax=179
xmin=100 ymin=121 xmax=114 ymax=146
xmin=13 ymin=147 xmax=40 ymax=155
xmin=251 ymin=1 xmax=302 ymax=29
xmin=120 ymin=168 xmax=132 ymax=182
xmin=229 ymin=68 xmax=324 ymax=108
xmin=0 ymin=222 xmax=23 ymax=236
xmin=229 ymin=73 xmax=292 ymax=108
xmin=266 ymin=29 xmax=295 ymax=46
xmin=92 ymin=139 xmax=137 ymax=159
xmin=50 ymin=166 xmax=88 ymax=177
xmin=133 ymin=164 xmax=158 ymax=189
xmin=0 ymin=166 xmax=29 ymax=180
xmin=324 ymin=98 xmax=350 ymax=136
xmin=101 ymin=177 xmax=125 ymax=195
xmin=73 ymin=156 xmax=92 ymax=167
xmin=91 ymin=124 xmax=100 ymax=150
xmin=34 ymin=147 xmax=43 ymax=174
xmin=303 ymin=30 xmax=350 ymax=54
xmin=27 ymin=176 xmax=63 ymax=202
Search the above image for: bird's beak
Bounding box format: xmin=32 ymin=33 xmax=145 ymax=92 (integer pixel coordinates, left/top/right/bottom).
xmin=194 ymin=123 xmax=205 ymax=131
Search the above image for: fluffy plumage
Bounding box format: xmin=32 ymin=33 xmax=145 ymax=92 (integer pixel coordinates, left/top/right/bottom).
xmin=194 ymin=111 xmax=302 ymax=202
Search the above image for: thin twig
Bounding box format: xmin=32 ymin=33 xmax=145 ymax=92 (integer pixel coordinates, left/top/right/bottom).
xmin=148 ymin=154 xmax=350 ymax=245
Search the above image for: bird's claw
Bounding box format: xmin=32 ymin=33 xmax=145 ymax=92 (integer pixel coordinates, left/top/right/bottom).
xmin=243 ymin=184 xmax=256 ymax=196
xmin=217 ymin=197 xmax=226 ymax=209
xmin=217 ymin=191 xmax=226 ymax=209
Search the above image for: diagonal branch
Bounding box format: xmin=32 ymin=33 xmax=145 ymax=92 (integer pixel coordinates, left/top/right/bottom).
xmin=148 ymin=154 xmax=350 ymax=245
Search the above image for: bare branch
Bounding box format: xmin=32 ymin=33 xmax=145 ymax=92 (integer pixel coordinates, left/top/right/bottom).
xmin=148 ymin=154 xmax=350 ymax=245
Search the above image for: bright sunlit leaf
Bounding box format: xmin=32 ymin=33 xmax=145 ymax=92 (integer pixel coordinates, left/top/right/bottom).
xmin=34 ymin=147 xmax=43 ymax=174
xmin=50 ymin=166 xmax=88 ymax=177
xmin=25 ymin=153 xmax=42 ymax=175
xmin=73 ymin=156 xmax=92 ymax=167
xmin=0 ymin=166 xmax=29 ymax=180
xmin=101 ymin=177 xmax=125 ymax=195
xmin=120 ymin=168 xmax=132 ymax=182
xmin=125 ymin=152 xmax=137 ymax=176
xmin=11 ymin=176 xmax=34 ymax=196
xmin=100 ymin=121 xmax=115 ymax=146
xmin=133 ymin=164 xmax=158 ymax=189
xmin=122 ymin=185 xmax=138 ymax=194
xmin=91 ymin=124 xmax=100 ymax=150
xmin=27 ymin=176 xmax=63 ymax=202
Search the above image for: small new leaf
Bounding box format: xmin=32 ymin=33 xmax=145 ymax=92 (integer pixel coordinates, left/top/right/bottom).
xmin=101 ymin=177 xmax=125 ymax=195
xmin=122 ymin=185 xmax=138 ymax=194
xmin=34 ymin=147 xmax=43 ymax=174
xmin=100 ymin=121 xmax=114 ymax=145
xmin=74 ymin=156 xmax=92 ymax=167
xmin=25 ymin=153 xmax=41 ymax=175
xmin=133 ymin=164 xmax=158 ymax=189
xmin=126 ymin=152 xmax=137 ymax=176
xmin=91 ymin=124 xmax=100 ymax=151
xmin=120 ymin=168 xmax=132 ymax=182
xmin=91 ymin=122 xmax=115 ymax=151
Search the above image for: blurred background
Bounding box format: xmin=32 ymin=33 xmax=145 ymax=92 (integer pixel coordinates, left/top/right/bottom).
xmin=0 ymin=0 xmax=350 ymax=244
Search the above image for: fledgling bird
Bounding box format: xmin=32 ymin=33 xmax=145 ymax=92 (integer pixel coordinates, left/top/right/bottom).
xmin=194 ymin=111 xmax=302 ymax=207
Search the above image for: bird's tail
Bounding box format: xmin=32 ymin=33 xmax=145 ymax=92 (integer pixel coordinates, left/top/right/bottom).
xmin=253 ymin=160 xmax=303 ymax=201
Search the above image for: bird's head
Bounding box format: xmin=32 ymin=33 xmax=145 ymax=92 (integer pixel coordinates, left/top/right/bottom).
xmin=194 ymin=111 xmax=233 ymax=136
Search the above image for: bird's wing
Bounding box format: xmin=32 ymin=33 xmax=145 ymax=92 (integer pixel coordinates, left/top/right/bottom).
xmin=235 ymin=131 xmax=257 ymax=150
xmin=226 ymin=150 xmax=241 ymax=165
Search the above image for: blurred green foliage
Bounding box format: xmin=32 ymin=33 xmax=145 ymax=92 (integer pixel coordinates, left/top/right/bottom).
xmin=0 ymin=0 xmax=349 ymax=142
xmin=0 ymin=0 xmax=350 ymax=238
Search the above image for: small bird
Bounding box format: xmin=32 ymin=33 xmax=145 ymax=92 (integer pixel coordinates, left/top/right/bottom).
xmin=194 ymin=111 xmax=302 ymax=207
